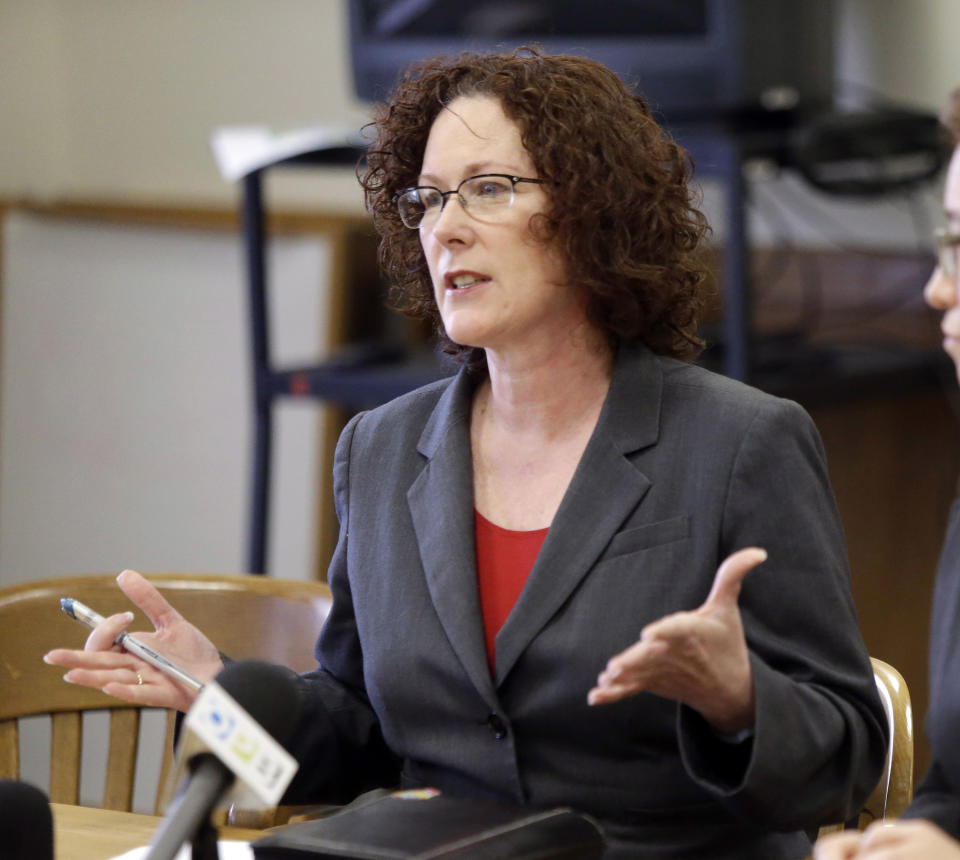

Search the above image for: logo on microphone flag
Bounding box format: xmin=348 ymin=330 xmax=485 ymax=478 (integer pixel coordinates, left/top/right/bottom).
xmin=185 ymin=681 xmax=298 ymax=806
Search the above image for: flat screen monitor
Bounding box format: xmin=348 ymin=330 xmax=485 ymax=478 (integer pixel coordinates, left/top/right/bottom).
xmin=347 ymin=0 xmax=835 ymax=123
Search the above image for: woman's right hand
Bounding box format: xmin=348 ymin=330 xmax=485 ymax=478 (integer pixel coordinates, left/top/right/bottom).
xmin=43 ymin=569 xmax=224 ymax=712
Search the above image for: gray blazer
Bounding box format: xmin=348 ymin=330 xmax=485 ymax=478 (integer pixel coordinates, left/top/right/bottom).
xmin=902 ymin=494 xmax=960 ymax=837
xmin=286 ymin=343 xmax=886 ymax=859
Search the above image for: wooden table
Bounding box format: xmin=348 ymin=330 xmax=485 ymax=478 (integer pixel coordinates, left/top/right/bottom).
xmin=51 ymin=803 xmax=263 ymax=860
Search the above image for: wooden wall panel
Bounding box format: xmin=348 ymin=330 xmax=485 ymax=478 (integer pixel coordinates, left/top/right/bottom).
xmin=812 ymin=385 xmax=960 ymax=779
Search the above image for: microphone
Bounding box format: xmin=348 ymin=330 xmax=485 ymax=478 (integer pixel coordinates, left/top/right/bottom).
xmin=146 ymin=660 xmax=303 ymax=860
xmin=0 ymin=780 xmax=54 ymax=860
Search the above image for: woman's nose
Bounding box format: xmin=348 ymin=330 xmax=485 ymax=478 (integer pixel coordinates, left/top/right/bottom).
xmin=429 ymin=194 xmax=471 ymax=241
xmin=924 ymin=264 xmax=958 ymax=310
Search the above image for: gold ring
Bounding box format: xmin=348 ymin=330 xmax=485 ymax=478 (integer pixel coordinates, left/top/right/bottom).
xmin=136 ymin=672 xmax=143 ymax=686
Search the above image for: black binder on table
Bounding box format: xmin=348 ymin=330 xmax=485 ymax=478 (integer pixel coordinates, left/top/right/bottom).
xmin=251 ymin=788 xmax=606 ymax=859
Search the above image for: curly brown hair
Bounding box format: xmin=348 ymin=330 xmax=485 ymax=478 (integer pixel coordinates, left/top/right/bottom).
xmin=359 ymin=46 xmax=712 ymax=368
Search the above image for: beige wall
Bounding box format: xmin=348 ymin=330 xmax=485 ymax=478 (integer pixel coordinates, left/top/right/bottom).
xmin=0 ymin=0 xmax=369 ymax=209
xmin=3 ymin=1 xmax=958 ymax=240
xmin=3 ymin=0 xmax=959 ymax=207
xmin=1 ymin=1 xmax=68 ymax=197
xmin=835 ymin=0 xmax=960 ymax=111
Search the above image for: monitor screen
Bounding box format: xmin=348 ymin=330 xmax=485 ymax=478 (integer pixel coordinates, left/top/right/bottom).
xmin=348 ymin=0 xmax=834 ymax=122
xmin=359 ymin=0 xmax=708 ymax=38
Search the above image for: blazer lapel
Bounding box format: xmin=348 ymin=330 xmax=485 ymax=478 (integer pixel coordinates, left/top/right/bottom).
xmin=494 ymin=345 xmax=663 ymax=685
xmin=407 ymin=370 xmax=499 ymax=706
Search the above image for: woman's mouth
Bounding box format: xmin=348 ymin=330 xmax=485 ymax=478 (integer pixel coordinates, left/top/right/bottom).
xmin=446 ymin=272 xmax=490 ymax=290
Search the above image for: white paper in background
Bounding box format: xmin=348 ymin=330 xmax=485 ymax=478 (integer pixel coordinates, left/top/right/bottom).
xmin=109 ymin=841 xmax=253 ymax=860
xmin=210 ymin=125 xmax=366 ymax=181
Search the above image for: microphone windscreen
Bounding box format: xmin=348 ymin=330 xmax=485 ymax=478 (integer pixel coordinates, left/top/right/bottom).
xmin=0 ymin=780 xmax=54 ymax=860
xmin=212 ymin=660 xmax=303 ymax=746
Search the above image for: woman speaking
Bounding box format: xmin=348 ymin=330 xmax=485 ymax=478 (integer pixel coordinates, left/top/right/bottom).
xmin=46 ymin=48 xmax=886 ymax=859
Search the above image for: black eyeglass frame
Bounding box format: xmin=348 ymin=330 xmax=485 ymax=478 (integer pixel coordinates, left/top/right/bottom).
xmin=395 ymin=173 xmax=545 ymax=229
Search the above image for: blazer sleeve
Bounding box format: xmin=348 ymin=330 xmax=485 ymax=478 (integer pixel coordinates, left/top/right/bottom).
xmin=676 ymin=396 xmax=887 ymax=830
xmin=901 ymin=761 xmax=960 ymax=838
xmin=281 ymin=412 xmax=402 ymax=804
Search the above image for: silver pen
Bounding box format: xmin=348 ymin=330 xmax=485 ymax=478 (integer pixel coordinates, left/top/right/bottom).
xmin=60 ymin=597 xmax=204 ymax=693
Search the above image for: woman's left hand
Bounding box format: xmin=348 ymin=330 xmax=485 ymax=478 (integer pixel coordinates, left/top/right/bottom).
xmin=587 ymin=547 xmax=766 ymax=734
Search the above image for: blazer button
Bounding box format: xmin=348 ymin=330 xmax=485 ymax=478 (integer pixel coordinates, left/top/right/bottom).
xmin=486 ymin=713 xmax=508 ymax=739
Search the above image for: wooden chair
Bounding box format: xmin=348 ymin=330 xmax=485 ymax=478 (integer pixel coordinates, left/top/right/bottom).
xmin=860 ymin=657 xmax=915 ymax=823
xmin=0 ymin=573 xmax=331 ymax=814
xmin=818 ymin=656 xmax=914 ymax=837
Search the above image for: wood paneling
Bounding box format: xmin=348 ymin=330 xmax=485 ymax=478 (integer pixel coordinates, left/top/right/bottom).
xmin=812 ymin=386 xmax=960 ymax=779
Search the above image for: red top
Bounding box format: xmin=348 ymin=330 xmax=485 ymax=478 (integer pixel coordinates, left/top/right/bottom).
xmin=474 ymin=509 xmax=549 ymax=672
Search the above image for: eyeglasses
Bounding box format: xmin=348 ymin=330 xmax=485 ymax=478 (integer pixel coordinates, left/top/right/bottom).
xmin=936 ymin=228 xmax=960 ymax=278
xmin=396 ymin=173 xmax=545 ymax=229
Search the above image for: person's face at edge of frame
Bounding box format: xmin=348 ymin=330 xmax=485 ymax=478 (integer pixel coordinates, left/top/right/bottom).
xmin=925 ymin=145 xmax=960 ymax=383
xmin=416 ymin=95 xmax=590 ymax=363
